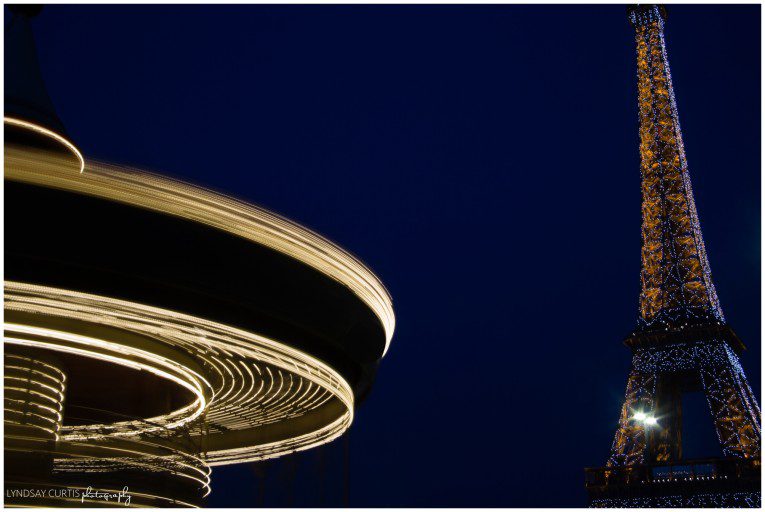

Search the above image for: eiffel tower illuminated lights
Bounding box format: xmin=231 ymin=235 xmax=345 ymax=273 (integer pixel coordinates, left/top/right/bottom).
xmin=585 ymin=5 xmax=761 ymax=507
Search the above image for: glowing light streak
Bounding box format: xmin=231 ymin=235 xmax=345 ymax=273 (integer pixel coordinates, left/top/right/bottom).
xmin=4 ymin=326 xmax=210 ymax=438
xmin=5 ymin=281 xmax=355 ymax=465
xmin=4 ymin=150 xmax=395 ymax=354
xmin=4 ymin=116 xmax=85 ymax=174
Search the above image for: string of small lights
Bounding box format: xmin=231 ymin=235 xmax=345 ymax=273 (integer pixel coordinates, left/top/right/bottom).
xmin=633 ymin=7 xmax=723 ymax=333
xmin=592 ymin=492 xmax=761 ymax=508
xmin=596 ymin=8 xmax=761 ymax=504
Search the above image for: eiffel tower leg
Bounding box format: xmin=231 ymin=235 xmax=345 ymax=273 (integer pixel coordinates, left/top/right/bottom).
xmin=647 ymin=374 xmax=682 ymax=463
xmin=608 ymin=369 xmax=656 ymax=466
xmin=701 ymin=347 xmax=761 ymax=459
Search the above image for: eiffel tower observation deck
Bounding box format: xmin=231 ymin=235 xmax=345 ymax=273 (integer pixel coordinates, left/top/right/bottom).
xmin=585 ymin=5 xmax=761 ymax=507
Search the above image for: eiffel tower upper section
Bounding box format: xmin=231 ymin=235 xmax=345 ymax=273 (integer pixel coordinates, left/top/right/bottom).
xmin=629 ymin=5 xmax=726 ymax=338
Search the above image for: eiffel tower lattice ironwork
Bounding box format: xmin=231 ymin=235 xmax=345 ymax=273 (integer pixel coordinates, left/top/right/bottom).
xmin=585 ymin=5 xmax=761 ymax=508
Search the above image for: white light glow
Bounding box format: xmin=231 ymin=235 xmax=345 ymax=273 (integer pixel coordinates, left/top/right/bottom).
xmin=4 ymin=116 xmax=85 ymax=174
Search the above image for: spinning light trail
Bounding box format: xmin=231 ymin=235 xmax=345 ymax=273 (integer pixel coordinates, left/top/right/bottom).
xmin=5 ymin=135 xmax=393 ymax=505
xmin=4 ymin=5 xmax=395 ymax=505
xmin=5 ymin=146 xmax=395 ymax=355
xmin=5 ymin=281 xmax=355 ymax=464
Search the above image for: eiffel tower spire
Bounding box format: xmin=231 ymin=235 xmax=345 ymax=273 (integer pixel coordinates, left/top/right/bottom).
xmin=629 ymin=4 xmax=724 ymax=333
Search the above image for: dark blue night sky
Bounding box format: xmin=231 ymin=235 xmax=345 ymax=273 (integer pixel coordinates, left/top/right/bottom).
xmin=14 ymin=4 xmax=760 ymax=507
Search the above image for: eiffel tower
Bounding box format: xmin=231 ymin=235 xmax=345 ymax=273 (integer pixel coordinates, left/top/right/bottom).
xmin=585 ymin=5 xmax=761 ymax=507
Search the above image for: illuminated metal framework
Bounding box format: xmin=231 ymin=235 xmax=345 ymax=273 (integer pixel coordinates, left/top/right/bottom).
xmin=609 ymin=339 xmax=760 ymax=465
xmin=630 ymin=5 xmax=722 ymax=332
xmin=586 ymin=5 xmax=761 ymax=507
xmin=591 ymin=492 xmax=761 ymax=508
